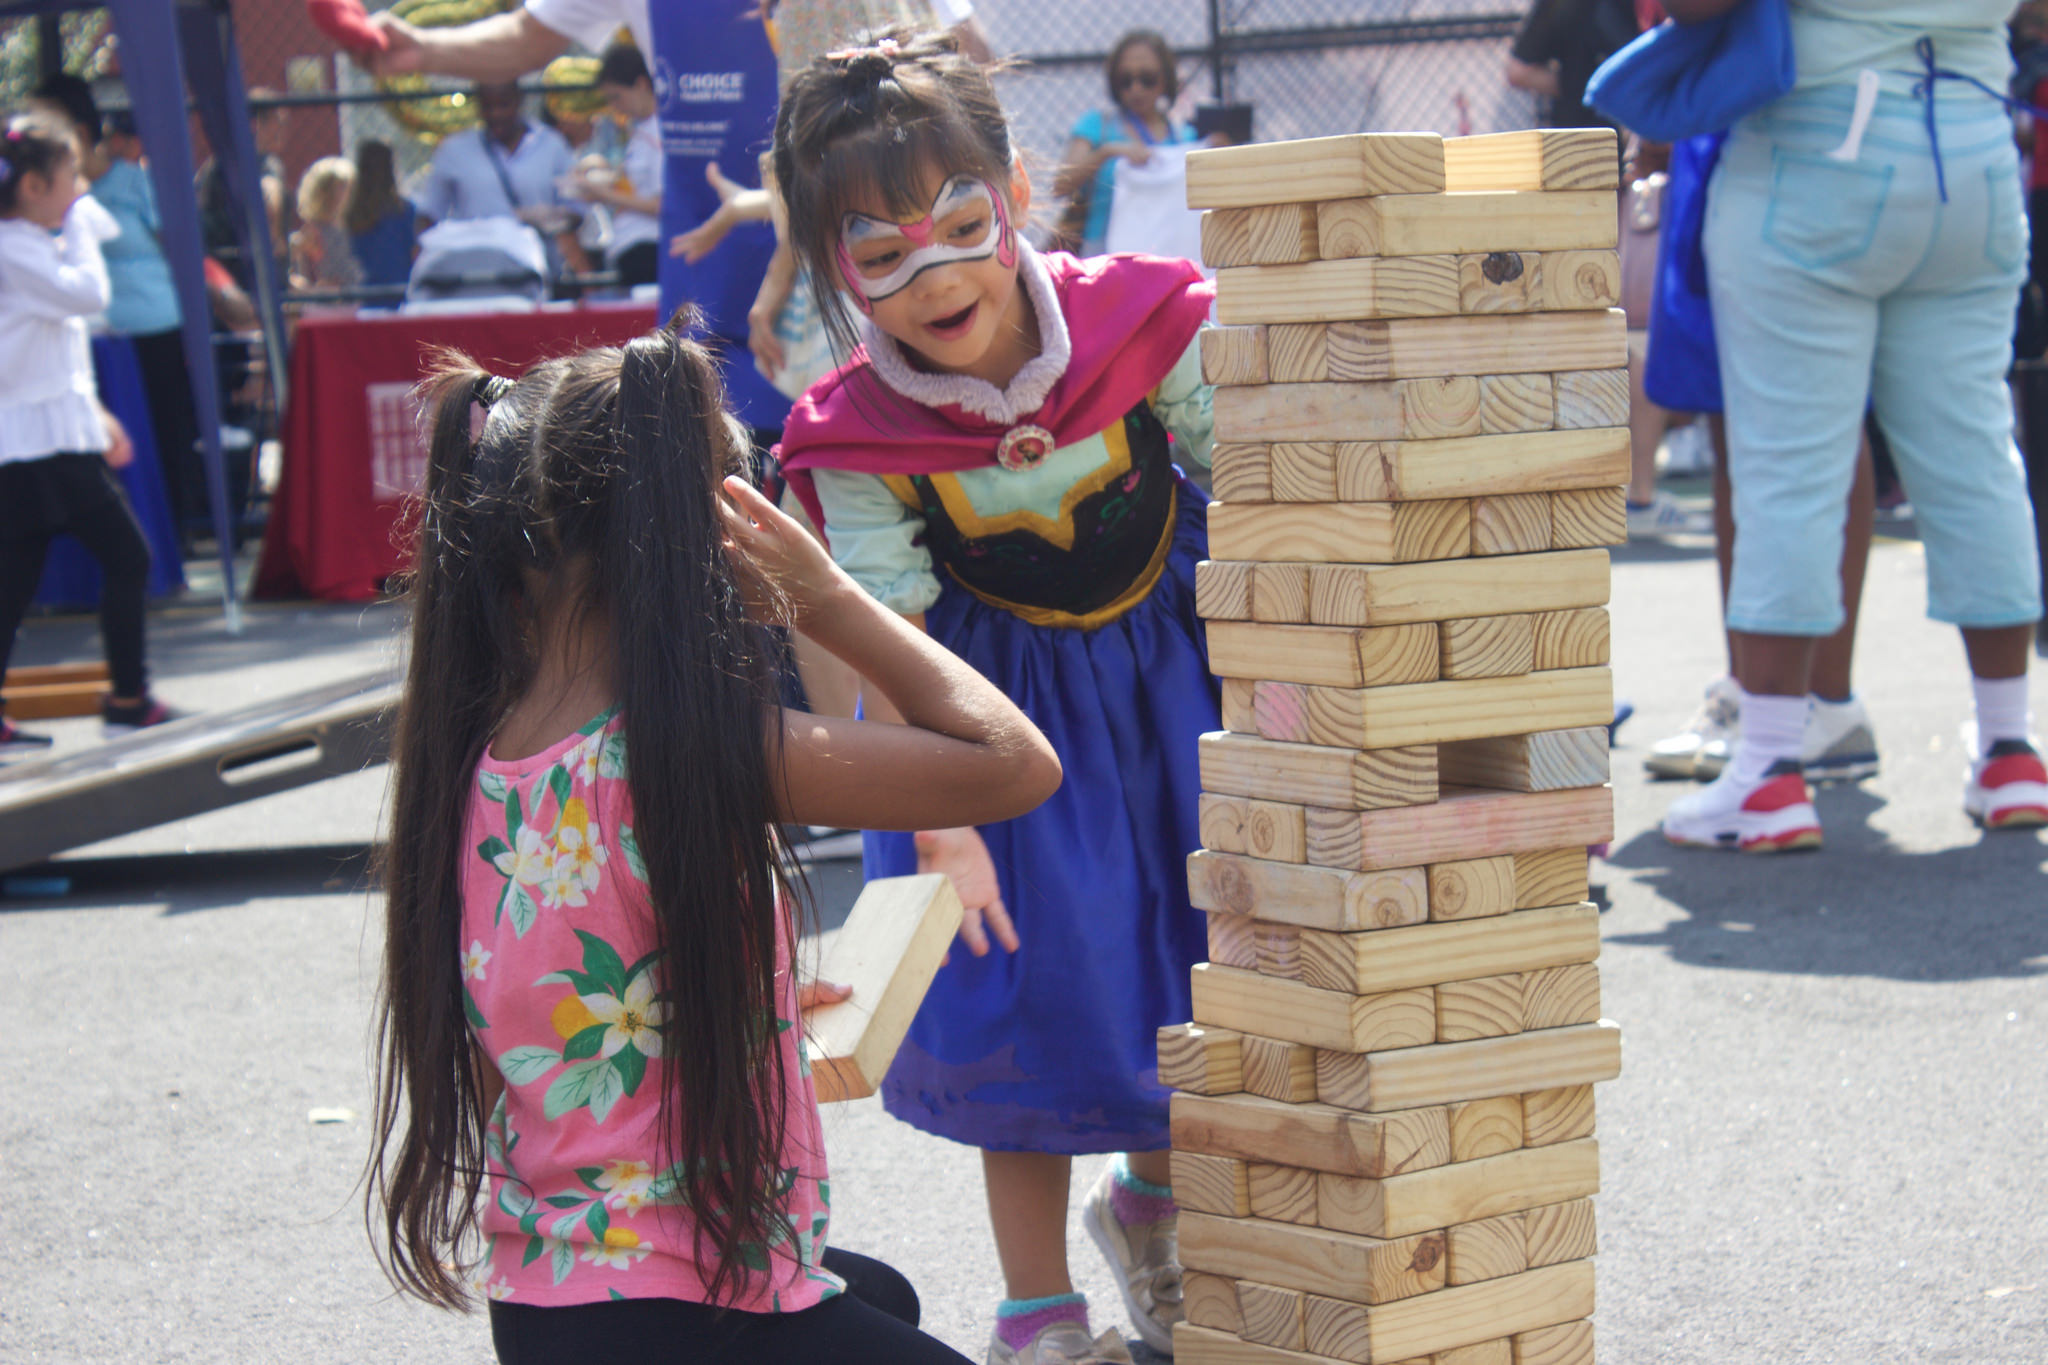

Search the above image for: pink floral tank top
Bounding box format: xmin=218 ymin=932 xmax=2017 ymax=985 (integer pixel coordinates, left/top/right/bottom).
xmin=459 ymin=709 xmax=843 ymax=1309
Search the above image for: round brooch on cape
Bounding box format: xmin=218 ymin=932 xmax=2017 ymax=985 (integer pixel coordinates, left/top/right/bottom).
xmin=996 ymin=424 xmax=1054 ymax=472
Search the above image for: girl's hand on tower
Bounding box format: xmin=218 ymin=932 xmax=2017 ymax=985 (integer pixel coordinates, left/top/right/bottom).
xmin=719 ymin=475 xmax=850 ymax=628
xmin=916 ymin=827 xmax=1020 ymax=959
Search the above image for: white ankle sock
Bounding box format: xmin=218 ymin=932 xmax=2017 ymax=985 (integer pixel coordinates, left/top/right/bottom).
xmin=1972 ymin=674 xmax=2032 ymax=752
xmin=1730 ymin=690 xmax=1807 ymax=784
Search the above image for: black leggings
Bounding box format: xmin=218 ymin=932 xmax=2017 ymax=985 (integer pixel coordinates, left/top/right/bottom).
xmin=128 ymin=328 xmax=202 ymax=541
xmin=0 ymin=453 xmax=151 ymax=700
xmin=486 ymin=1248 xmax=974 ymax=1364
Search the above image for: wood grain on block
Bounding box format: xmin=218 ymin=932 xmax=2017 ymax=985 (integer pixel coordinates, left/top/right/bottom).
xmin=1442 ymin=128 xmax=1619 ymax=192
xmin=1252 ymin=562 xmax=1315 ymax=622
xmin=1203 ymin=203 xmax=1321 ymax=267
xmin=1354 ymin=1261 xmax=1596 ymax=1364
xmin=1523 ymin=1084 xmax=1597 ymax=1146
xmin=1243 ymin=1032 xmax=1320 ymax=1104
xmin=1478 ymin=373 xmax=1554 ymax=434
xmin=1319 ymin=190 xmax=1618 ymax=259
xmin=1201 ymin=792 xmax=1250 ymax=852
xmin=1159 ymin=1022 xmax=1245 ymax=1095
xmin=1281 ymin=311 xmax=1631 ymax=383
xmin=1222 ymin=678 xmax=1259 ymax=733
xmin=1319 ymin=1024 xmax=1620 ymax=1113
xmin=1217 ymin=380 xmax=1420 ymax=444
xmin=1174 ymin=1323 xmax=1354 ymax=1365
xmin=1437 ymin=973 xmax=1527 ymax=1042
xmin=1248 ymin=1163 xmax=1321 ymax=1226
xmin=1427 ymin=855 xmax=1517 ymax=921
xmin=1204 ymin=325 xmax=1270 ymax=385
xmin=1449 ymin=1094 xmax=1525 ymax=1161
xmin=1249 ymin=668 xmax=1611 ymax=752
xmin=1198 ymin=732 xmax=1439 ymax=811
xmin=1347 ymin=428 xmax=1630 ymax=504
xmin=1471 ymin=493 xmax=1554 ymax=556
xmin=1212 ymin=443 xmax=1274 ymax=503
xmin=1190 ymin=963 xmax=1438 ymax=1053
xmin=1512 ymin=848 xmax=1590 ymax=909
xmin=1533 ymin=250 xmax=1622 ymax=311
xmin=1184 ymin=1268 xmax=1244 ymax=1333
xmin=1216 ymin=256 xmax=1459 ymax=326
xmin=1523 ymin=1198 xmax=1598 ymax=1267
xmin=1267 ymin=323 xmax=1331 ymax=385
xmin=1550 ymin=486 xmax=1627 ymax=548
xmin=1171 ymin=1090 xmax=1451 ymax=1179
xmin=1514 ymin=1320 xmax=1595 ymax=1365
xmin=1531 ymin=608 xmax=1610 ymax=670
xmin=1458 ymin=251 xmax=1535 ymax=313
xmin=1209 ymin=908 xmax=1260 ymax=969
xmin=1318 ymin=1139 xmax=1599 ymax=1239
xmin=1174 ymin=1150 xmax=1254 ymax=1217
xmin=1304 ymin=549 xmax=1611 ymax=628
xmin=1254 ymin=919 xmax=1303 ymax=979
xmin=1438 ymin=728 xmax=1610 ymax=793
xmin=1198 ymin=560 xmax=1254 ymax=620
xmin=1522 ymin=963 xmax=1601 ymax=1030
xmin=1237 ymin=1280 xmax=1309 ymax=1348
xmin=1181 ymin=1211 xmax=1448 ymax=1306
xmin=1304 ymin=783 xmax=1615 ymax=870
xmin=1246 ymin=799 xmax=1309 ymax=863
xmin=1208 ymin=621 xmax=1440 ymax=689
xmin=1552 ymin=369 xmax=1629 ymax=429
xmin=1207 ymin=501 xmax=1473 ymax=564
xmin=1447 ymin=1212 xmax=1530 ymax=1285
xmin=1189 ymin=850 xmax=1428 ymax=930
xmin=1297 ymin=902 xmax=1600 ymax=1000
xmin=1187 ymin=133 xmax=1447 ymax=209
xmin=1437 ymin=1341 xmax=1513 ymax=1365
xmin=1401 ymin=376 xmax=1486 ymax=440
xmin=1438 ymin=614 xmax=1538 ymax=679
xmin=805 ymin=874 xmax=964 ymax=1102
xmin=1269 ymin=441 xmax=1341 ymax=500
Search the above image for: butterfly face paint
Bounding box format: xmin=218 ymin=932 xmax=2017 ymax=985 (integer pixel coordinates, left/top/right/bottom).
xmin=836 ymin=174 xmax=1018 ymax=314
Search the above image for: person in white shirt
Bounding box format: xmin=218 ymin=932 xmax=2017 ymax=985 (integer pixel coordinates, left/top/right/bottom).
xmin=573 ymin=40 xmax=662 ymax=289
xmin=415 ymin=81 xmax=575 ymax=231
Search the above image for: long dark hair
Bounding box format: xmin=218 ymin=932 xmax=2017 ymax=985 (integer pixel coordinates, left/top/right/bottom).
xmin=344 ymin=139 xmax=403 ymax=237
xmin=368 ymin=325 xmax=796 ymax=1310
xmin=773 ymin=27 xmax=1016 ymax=375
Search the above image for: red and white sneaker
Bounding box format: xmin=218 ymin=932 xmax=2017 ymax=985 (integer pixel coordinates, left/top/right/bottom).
xmin=1662 ymin=759 xmax=1822 ymax=852
xmin=1965 ymin=740 xmax=2048 ymax=830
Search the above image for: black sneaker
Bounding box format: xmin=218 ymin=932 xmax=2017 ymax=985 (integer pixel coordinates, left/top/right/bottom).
xmin=101 ymin=696 xmax=180 ymax=736
xmin=0 ymin=718 xmax=55 ymax=756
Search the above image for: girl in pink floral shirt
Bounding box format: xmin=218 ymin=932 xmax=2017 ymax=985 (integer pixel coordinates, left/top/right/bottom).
xmin=369 ymin=327 xmax=1061 ymax=1362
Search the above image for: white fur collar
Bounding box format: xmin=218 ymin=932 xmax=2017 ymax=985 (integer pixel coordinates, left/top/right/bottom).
xmin=858 ymin=242 xmax=1071 ymax=425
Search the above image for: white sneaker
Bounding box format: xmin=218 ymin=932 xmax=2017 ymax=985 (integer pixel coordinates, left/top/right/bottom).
xmin=1964 ymin=739 xmax=2048 ymax=829
xmin=1626 ymin=491 xmax=1706 ymax=539
xmin=1801 ymin=696 xmax=1880 ymax=783
xmin=1645 ymin=676 xmax=1740 ymax=780
xmin=987 ymin=1321 xmax=1135 ymax=1365
xmin=1661 ymin=420 xmax=1714 ymax=474
xmin=1082 ymin=1164 xmax=1181 ymax=1355
xmin=1663 ymin=758 xmax=1822 ymax=853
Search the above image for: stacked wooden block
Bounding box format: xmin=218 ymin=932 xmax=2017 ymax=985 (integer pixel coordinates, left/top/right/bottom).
xmin=1161 ymin=129 xmax=1627 ymax=1365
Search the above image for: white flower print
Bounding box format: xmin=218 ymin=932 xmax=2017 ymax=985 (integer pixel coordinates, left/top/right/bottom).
xmin=493 ymin=825 xmax=552 ymax=886
xmin=556 ymin=819 xmax=609 ymax=892
xmin=581 ymin=1229 xmax=653 ymax=1269
xmin=569 ymin=735 xmax=602 ymax=787
xmin=594 ymin=1160 xmax=655 ymax=1213
xmin=539 ymin=859 xmax=589 ymax=910
xmin=584 ymin=973 xmax=665 ymax=1058
xmin=461 ymin=940 xmax=493 ymax=982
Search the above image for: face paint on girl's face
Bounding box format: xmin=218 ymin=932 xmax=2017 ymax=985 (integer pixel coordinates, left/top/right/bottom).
xmin=836 ymin=173 xmax=1018 ymax=313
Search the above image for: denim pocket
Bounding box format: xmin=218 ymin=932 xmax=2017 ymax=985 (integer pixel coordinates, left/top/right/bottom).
xmin=1985 ymin=161 xmax=2027 ymax=275
xmin=1761 ymin=150 xmax=1892 ymax=269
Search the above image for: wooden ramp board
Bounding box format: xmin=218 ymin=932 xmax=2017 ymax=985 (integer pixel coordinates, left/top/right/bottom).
xmin=1215 ymin=256 xmax=1461 ymax=325
xmin=1317 ymin=1138 xmax=1600 ymax=1238
xmin=1180 ymin=1210 xmax=1447 ymax=1305
xmin=1442 ymin=129 xmax=1620 ymax=192
xmin=1248 ymin=667 xmax=1614 ymax=751
xmin=1315 ymin=1022 xmax=1622 ymax=1114
xmin=1258 ymin=311 xmax=1628 ymax=384
xmin=1291 ymin=902 xmax=1601 ymax=998
xmin=1252 ymin=429 xmax=1631 ymax=505
xmin=1305 ymin=784 xmax=1614 ymax=869
xmin=1318 ymin=191 xmax=1618 ymax=259
xmin=1187 ymin=133 xmax=1447 ymax=209
xmin=804 ymin=874 xmax=964 ymax=1102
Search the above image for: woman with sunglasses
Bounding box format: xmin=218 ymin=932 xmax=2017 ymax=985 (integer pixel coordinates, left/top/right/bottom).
xmin=1054 ymin=29 xmax=1197 ymax=257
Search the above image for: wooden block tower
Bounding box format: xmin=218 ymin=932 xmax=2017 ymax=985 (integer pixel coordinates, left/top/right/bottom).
xmin=1162 ymin=129 xmax=1627 ymax=1365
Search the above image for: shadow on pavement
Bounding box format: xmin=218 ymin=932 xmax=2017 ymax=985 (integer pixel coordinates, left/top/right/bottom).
xmin=1 ymin=843 xmax=380 ymax=916
xmin=1604 ymin=784 xmax=2048 ymax=982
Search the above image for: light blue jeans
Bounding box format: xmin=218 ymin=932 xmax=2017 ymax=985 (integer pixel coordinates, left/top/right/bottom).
xmin=1704 ymin=86 xmax=2043 ymax=635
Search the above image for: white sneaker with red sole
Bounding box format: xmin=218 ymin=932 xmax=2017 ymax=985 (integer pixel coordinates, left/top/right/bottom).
xmin=1663 ymin=758 xmax=1823 ymax=852
xmin=1965 ymin=740 xmax=2048 ymax=830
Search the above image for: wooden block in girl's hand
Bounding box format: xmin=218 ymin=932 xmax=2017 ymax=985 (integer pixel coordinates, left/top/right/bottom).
xmin=1317 ymin=1138 xmax=1600 ymax=1239
xmin=1248 ymin=668 xmax=1612 ymax=752
xmin=1443 ymin=128 xmax=1620 ymax=192
xmin=1512 ymin=847 xmax=1590 ymax=909
xmin=1550 ymin=486 xmax=1628 ymax=548
xmin=1202 ymin=203 xmax=1320 ymax=268
xmin=1180 ymin=1212 xmax=1448 ymax=1307
xmin=1303 ymin=550 xmax=1610 ymax=628
xmin=1307 ymin=785 xmax=1613 ymax=871
xmin=1186 ymin=133 xmax=1447 ymax=209
xmin=1318 ymin=190 xmax=1618 ymax=259
xmin=1437 ymin=728 xmax=1610 ymax=793
xmin=1206 ymin=500 xmax=1472 ymax=565
xmin=1199 ymin=731 xmax=1439 ymax=811
xmin=805 ymin=874 xmax=963 ymax=1102
xmin=1317 ymin=1024 xmax=1620 ymax=1114
xmin=1531 ymin=608 xmax=1610 ymax=670
xmin=1215 ymin=256 xmax=1461 ymax=325
xmin=1188 ymin=849 xmax=1427 ymax=931
xmin=1552 ymin=369 xmax=1629 ymax=429
xmin=1258 ymin=311 xmax=1627 ymax=384
xmin=1158 ymin=1021 xmax=1245 ymax=1095
xmin=1437 ymin=614 xmax=1537 ymax=679
xmin=1296 ymin=903 xmax=1599 ymax=999
xmin=1207 ymin=621 xmax=1440 ymax=689
xmin=1190 ymin=964 xmax=1438 ymax=1054
xmin=1174 ymin=1150 xmax=1254 ymax=1218
xmin=1171 ymin=1090 xmax=1452 ymax=1179
xmin=1203 ymin=325 xmax=1270 ymax=385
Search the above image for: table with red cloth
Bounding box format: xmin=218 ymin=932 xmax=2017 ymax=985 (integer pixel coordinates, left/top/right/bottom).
xmin=253 ymin=303 xmax=657 ymax=601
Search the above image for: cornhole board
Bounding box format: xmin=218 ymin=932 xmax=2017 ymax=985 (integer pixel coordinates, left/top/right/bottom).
xmin=804 ymin=873 xmax=965 ymax=1102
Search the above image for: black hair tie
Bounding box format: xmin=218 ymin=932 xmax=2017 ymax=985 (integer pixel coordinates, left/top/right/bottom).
xmin=476 ymin=375 xmax=515 ymax=410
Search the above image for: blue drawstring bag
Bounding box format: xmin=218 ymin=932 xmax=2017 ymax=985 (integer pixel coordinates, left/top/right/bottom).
xmin=1585 ymin=0 xmax=1796 ymax=143
xmin=1643 ymin=132 xmax=1728 ymax=414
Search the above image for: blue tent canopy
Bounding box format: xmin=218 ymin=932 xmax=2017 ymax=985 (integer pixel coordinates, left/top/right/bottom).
xmin=1 ymin=0 xmax=285 ymax=631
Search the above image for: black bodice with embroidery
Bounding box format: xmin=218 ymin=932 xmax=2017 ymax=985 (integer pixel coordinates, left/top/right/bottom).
xmin=900 ymin=400 xmax=1178 ymax=620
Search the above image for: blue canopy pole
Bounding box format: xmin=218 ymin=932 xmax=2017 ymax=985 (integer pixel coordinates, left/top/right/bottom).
xmin=113 ymin=0 xmax=241 ymax=631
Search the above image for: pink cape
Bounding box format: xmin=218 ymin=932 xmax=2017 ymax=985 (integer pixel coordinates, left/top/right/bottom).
xmin=776 ymin=251 xmax=1213 ymax=530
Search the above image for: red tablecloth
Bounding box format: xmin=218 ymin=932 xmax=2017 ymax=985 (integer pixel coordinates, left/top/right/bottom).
xmin=254 ymin=304 xmax=657 ymax=601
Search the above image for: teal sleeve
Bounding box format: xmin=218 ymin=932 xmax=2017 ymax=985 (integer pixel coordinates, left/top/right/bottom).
xmin=810 ymin=468 xmax=944 ymax=616
xmin=1152 ymin=333 xmax=1215 ymax=468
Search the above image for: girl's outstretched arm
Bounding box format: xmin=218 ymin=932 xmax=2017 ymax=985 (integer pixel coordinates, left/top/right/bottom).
xmin=721 ymin=477 xmax=1062 ymax=833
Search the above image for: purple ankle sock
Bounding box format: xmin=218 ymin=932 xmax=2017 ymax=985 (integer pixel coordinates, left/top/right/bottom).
xmin=1108 ymin=1160 xmax=1176 ymax=1225
xmin=996 ymin=1294 xmax=1088 ymax=1350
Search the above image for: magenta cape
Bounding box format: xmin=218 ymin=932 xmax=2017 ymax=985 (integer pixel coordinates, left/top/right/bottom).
xmin=776 ymin=251 xmax=1214 ymax=529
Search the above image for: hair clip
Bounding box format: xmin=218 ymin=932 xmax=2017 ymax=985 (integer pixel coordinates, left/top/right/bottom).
xmin=827 ymin=35 xmax=902 ymax=62
xmin=476 ymin=375 xmax=514 ymax=409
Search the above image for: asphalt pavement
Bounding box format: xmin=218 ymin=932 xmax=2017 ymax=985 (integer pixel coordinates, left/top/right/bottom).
xmin=1 ymin=517 xmax=2043 ymax=1364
